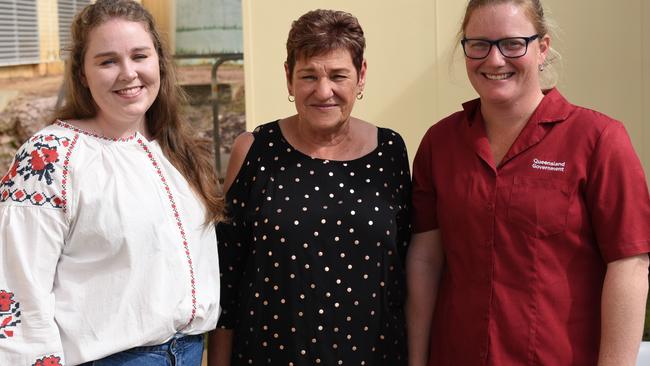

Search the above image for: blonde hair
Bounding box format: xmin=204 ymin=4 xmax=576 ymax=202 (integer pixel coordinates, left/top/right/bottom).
xmin=57 ymin=0 xmax=224 ymax=222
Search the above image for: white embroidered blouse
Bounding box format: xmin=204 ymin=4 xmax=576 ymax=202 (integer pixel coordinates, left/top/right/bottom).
xmin=0 ymin=121 xmax=221 ymax=366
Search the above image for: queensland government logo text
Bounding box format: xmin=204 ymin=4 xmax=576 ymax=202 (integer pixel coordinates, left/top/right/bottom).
xmin=532 ymin=158 xmax=565 ymax=172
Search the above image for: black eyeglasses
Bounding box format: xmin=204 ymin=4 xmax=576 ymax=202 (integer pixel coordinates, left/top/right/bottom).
xmin=461 ymin=34 xmax=539 ymax=59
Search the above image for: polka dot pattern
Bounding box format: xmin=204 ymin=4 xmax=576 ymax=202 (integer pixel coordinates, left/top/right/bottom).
xmin=217 ymin=121 xmax=411 ymax=365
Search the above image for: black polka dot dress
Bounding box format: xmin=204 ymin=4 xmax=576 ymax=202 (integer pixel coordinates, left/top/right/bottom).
xmin=217 ymin=121 xmax=411 ymax=365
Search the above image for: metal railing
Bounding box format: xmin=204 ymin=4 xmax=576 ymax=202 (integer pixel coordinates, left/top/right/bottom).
xmin=174 ymin=53 xmax=243 ymax=173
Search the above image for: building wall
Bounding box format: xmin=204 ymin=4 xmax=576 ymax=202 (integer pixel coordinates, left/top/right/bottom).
xmin=242 ymin=0 xmax=650 ymax=177
xmin=37 ymin=0 xmax=64 ymax=75
xmin=142 ymin=0 xmax=174 ymax=51
xmin=242 ymin=0 xmax=439 ymax=166
xmin=0 ymin=0 xmax=62 ymax=79
xmin=174 ymin=0 xmax=242 ymax=55
xmin=632 ymin=0 xmax=650 ymax=177
xmin=549 ymin=0 xmax=649 ymax=178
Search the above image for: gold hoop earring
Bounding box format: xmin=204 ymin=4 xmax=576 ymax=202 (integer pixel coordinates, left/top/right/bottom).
xmin=356 ymin=91 xmax=364 ymax=100
xmin=288 ymin=95 xmax=295 ymax=102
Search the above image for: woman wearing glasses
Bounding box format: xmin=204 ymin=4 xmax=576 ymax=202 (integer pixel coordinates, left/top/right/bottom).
xmin=407 ymin=0 xmax=650 ymax=365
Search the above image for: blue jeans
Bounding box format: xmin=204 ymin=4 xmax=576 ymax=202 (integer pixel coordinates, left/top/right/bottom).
xmin=80 ymin=334 xmax=204 ymax=366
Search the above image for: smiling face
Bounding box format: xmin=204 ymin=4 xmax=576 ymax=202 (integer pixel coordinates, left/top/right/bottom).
xmin=83 ymin=18 xmax=160 ymax=132
xmin=463 ymin=3 xmax=549 ymax=106
xmin=286 ymin=48 xmax=366 ymax=133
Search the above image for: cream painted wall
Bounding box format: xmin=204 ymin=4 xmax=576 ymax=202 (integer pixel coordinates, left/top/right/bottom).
xmin=142 ymin=0 xmax=175 ymax=51
xmin=37 ymin=0 xmax=60 ymax=63
xmin=547 ymin=0 xmax=649 ymax=175
xmin=643 ymin=0 xmax=649 ymax=176
xmin=242 ymin=0 xmax=440 ymax=161
xmin=243 ymin=1 xmax=649 ymax=176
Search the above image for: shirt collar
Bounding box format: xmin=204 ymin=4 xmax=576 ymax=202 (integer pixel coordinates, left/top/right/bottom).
xmin=462 ymin=87 xmax=572 ymax=127
xmin=460 ymin=88 xmax=573 ymax=170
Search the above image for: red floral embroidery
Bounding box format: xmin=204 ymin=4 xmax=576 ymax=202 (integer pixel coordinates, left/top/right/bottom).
xmin=0 ymin=159 xmax=18 ymax=186
xmin=0 ymin=134 xmax=71 ymax=208
xmin=0 ymin=290 xmax=20 ymax=339
xmin=0 ymin=188 xmax=64 ymax=208
xmin=1 ymin=134 xmax=69 ymax=186
xmin=61 ymin=133 xmax=79 ymax=213
xmin=17 ymin=137 xmax=66 ymax=185
xmin=30 ymin=148 xmax=58 ymax=171
xmin=0 ymin=290 xmax=14 ymax=311
xmin=32 ymin=355 xmax=62 ymax=366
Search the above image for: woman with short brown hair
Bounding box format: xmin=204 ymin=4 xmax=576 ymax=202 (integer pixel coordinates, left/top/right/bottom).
xmin=209 ymin=9 xmax=411 ymax=366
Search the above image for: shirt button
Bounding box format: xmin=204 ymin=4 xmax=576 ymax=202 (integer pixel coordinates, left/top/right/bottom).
xmin=486 ymin=203 xmax=494 ymax=211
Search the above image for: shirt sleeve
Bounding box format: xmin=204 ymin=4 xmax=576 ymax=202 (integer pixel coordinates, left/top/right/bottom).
xmin=585 ymin=121 xmax=650 ymax=262
xmin=411 ymin=127 xmax=439 ymax=233
xmin=0 ymin=140 xmax=68 ymax=365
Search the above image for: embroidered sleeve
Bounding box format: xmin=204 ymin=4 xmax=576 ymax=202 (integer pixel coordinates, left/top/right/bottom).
xmin=0 ymin=133 xmax=72 ymax=365
xmin=31 ymin=355 xmax=64 ymax=366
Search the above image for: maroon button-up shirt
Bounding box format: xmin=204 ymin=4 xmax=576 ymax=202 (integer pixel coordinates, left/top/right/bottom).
xmin=412 ymin=88 xmax=650 ymax=365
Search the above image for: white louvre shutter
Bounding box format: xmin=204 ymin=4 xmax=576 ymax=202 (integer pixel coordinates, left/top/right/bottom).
xmin=0 ymin=0 xmax=39 ymax=67
xmin=57 ymin=0 xmax=91 ymax=57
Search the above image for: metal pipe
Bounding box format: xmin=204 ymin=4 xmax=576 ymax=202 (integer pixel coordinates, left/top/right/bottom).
xmin=174 ymin=52 xmax=243 ymax=173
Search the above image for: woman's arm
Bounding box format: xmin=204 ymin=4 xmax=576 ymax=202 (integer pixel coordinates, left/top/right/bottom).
xmin=208 ymin=132 xmax=254 ymax=366
xmin=207 ymin=328 xmax=233 ymax=366
xmin=598 ymin=253 xmax=649 ymax=366
xmin=406 ymin=229 xmax=444 ymax=366
xmin=0 ymin=137 xmax=70 ymax=364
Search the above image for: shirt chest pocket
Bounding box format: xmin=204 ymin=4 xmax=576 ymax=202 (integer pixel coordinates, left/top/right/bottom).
xmin=507 ymin=176 xmax=571 ymax=237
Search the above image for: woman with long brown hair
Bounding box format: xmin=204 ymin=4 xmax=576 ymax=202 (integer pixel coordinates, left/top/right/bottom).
xmin=0 ymin=0 xmax=223 ymax=364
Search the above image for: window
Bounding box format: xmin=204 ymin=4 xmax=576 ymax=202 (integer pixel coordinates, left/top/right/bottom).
xmin=0 ymin=0 xmax=39 ymax=67
xmin=57 ymin=0 xmax=91 ymax=57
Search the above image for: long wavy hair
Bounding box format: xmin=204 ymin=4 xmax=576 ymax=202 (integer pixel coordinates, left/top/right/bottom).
xmin=57 ymin=0 xmax=223 ymax=223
